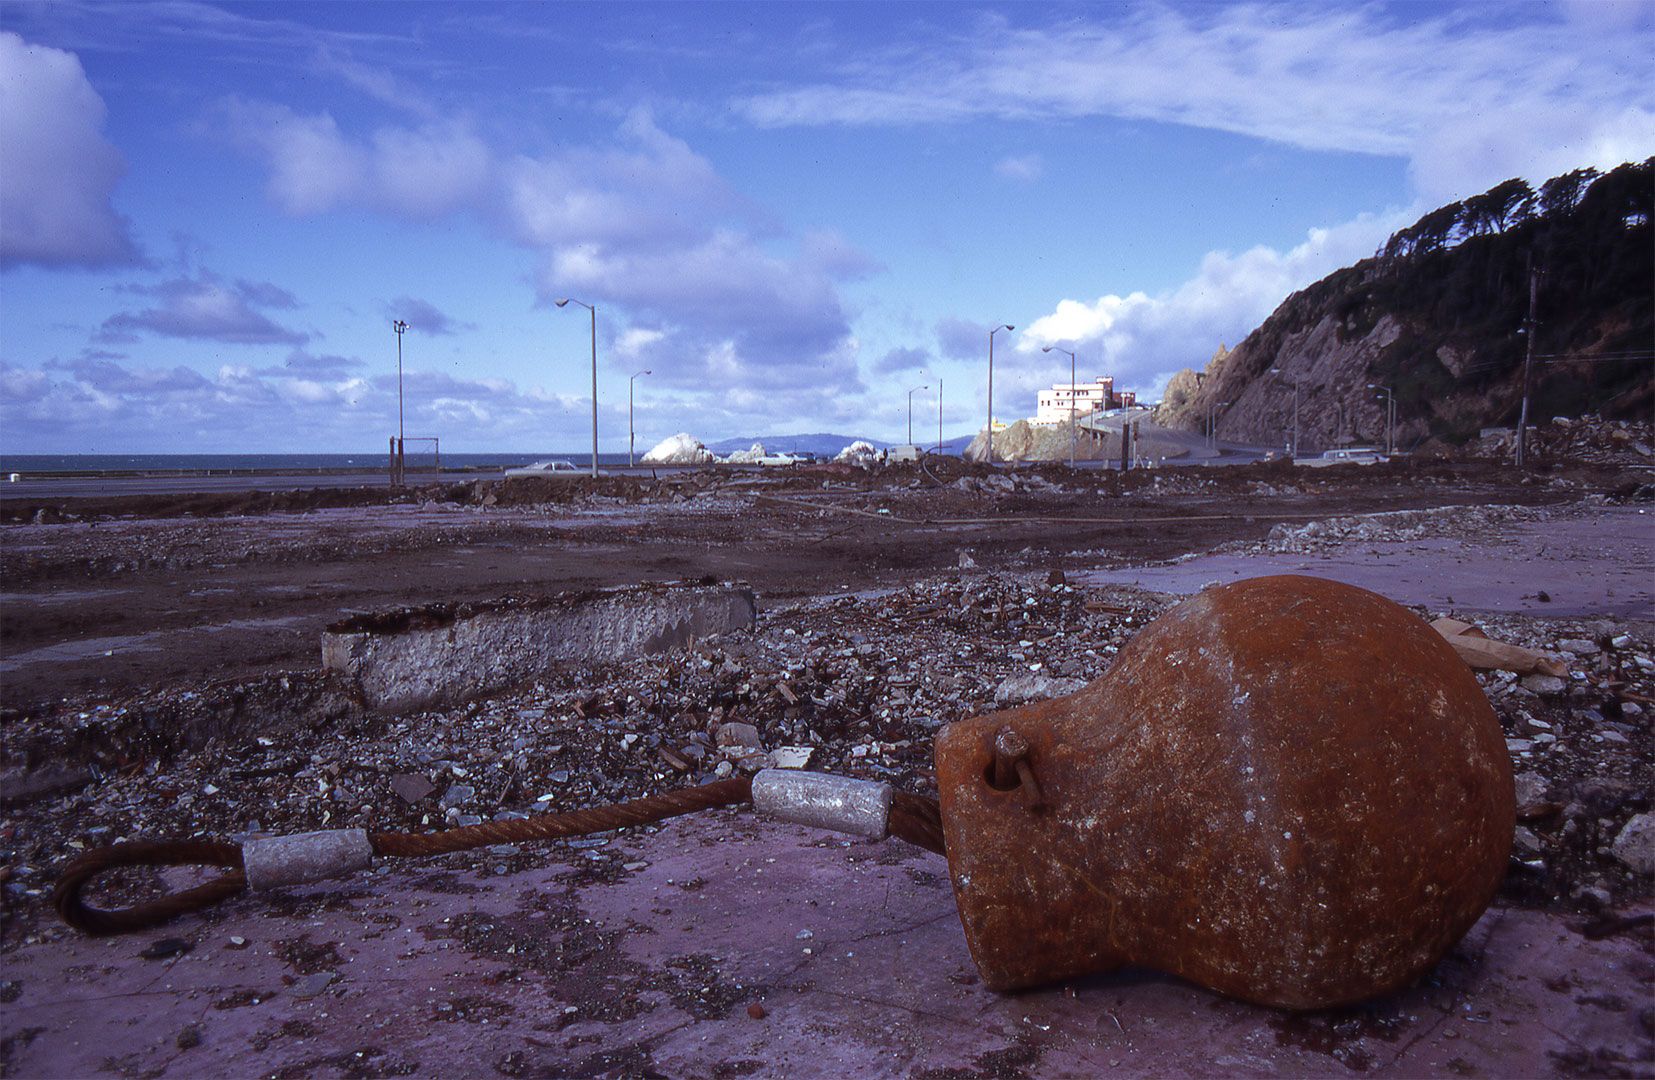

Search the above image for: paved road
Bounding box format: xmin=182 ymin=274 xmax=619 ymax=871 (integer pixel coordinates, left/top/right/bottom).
xmin=1 ymin=467 xmax=678 ymax=500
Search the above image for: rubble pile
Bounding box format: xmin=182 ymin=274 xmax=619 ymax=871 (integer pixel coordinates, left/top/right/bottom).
xmin=1247 ymin=503 xmax=1557 ymax=555
xmin=1469 ymin=416 xmax=1655 ymax=465
xmin=1 ymin=571 xmax=1649 ymax=947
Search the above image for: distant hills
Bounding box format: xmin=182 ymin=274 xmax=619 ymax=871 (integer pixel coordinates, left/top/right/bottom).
xmin=1156 ymin=158 xmax=1653 ymax=453
xmin=704 ymin=432 xmax=974 ymax=456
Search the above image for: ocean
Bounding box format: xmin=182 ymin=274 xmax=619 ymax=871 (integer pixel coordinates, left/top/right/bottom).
xmin=0 ymin=453 xmax=636 ymax=475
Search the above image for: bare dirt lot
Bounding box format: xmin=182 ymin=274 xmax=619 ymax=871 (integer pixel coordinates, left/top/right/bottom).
xmin=2 ymin=456 xmax=1651 ymax=1078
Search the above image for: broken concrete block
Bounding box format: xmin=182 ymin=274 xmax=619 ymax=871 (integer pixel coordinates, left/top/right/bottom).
xmin=322 ymin=583 xmax=757 ymax=712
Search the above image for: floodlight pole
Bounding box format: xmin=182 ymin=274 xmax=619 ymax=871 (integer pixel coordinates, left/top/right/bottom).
xmin=987 ymin=324 xmax=1014 ymax=463
xmin=907 ymin=384 xmax=929 ymax=447
xmin=393 ymin=319 xmax=408 ymax=445
xmin=1042 ymin=344 xmax=1078 ymax=467
xmin=629 ymin=369 xmax=651 ymax=468
xmin=555 ymin=298 xmax=599 ymax=478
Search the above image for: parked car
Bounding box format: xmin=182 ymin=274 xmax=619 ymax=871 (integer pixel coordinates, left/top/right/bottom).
xmin=755 ymin=452 xmax=805 ymax=466
xmin=503 ymin=459 xmax=580 ymax=477
xmin=1298 ymin=448 xmax=1387 ymax=467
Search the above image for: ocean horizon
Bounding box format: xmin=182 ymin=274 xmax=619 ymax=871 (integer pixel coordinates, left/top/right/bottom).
xmin=0 ymin=452 xmax=631 ymax=474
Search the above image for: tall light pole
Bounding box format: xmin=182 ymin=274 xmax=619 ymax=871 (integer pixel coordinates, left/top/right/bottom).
xmin=987 ymin=324 xmax=1014 ymax=463
xmin=555 ymin=297 xmax=599 ymax=479
xmin=1367 ymin=383 xmax=1395 ymax=456
xmin=1268 ymin=367 xmax=1300 ymax=457
xmin=629 ymin=369 xmax=651 ymax=468
xmin=907 ymin=384 xmax=929 ymax=447
xmin=392 ymin=319 xmax=408 ymax=445
xmin=937 ymin=376 xmax=943 ymax=453
xmin=1207 ymin=400 xmax=1232 ymax=449
xmin=1042 ymin=344 xmax=1078 ymax=467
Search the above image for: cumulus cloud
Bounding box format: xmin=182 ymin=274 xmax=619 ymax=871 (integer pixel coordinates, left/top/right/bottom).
xmin=0 ymin=354 xmax=602 ymax=453
xmin=99 ymin=273 xmax=309 ymax=345
xmin=0 ymin=32 xmax=141 ymax=270
xmin=222 ymin=104 xmax=871 ymax=410
xmin=875 ymin=346 xmax=931 ymax=373
xmin=993 ymin=154 xmax=1043 ymax=182
xmin=736 ymin=6 xmax=1655 ymax=201
xmin=1016 ymin=210 xmax=1408 ymax=400
xmin=935 ymin=316 xmax=999 ymax=360
xmin=384 ymin=297 xmax=469 ymax=336
xmin=223 ymin=100 xmax=491 ymax=218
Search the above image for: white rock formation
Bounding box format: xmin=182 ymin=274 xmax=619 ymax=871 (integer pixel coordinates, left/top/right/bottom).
xmin=642 ymin=433 xmax=716 ymax=465
xmin=834 ymin=440 xmax=882 ymax=466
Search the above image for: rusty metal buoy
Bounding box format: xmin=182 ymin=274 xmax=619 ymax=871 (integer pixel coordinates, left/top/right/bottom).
xmin=936 ymin=574 xmax=1514 ymax=1009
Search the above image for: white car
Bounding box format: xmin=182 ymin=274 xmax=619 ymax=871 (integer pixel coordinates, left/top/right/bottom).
xmin=1298 ymin=448 xmax=1387 ymax=467
xmin=504 ymin=459 xmax=580 ymax=478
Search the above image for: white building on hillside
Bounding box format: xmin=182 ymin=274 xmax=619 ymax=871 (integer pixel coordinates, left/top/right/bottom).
xmin=1035 ymin=377 xmax=1116 ymax=425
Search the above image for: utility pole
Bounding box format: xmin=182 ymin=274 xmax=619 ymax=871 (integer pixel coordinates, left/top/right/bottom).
xmin=1516 ymin=262 xmax=1539 ymax=469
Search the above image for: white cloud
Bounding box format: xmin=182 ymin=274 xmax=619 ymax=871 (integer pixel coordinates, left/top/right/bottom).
xmin=98 ymin=273 xmax=308 ymax=345
xmin=222 ymin=103 xmax=870 ymax=409
xmin=0 ymin=354 xmax=611 ymax=454
xmin=224 ymin=101 xmax=489 ymax=218
xmin=736 ymin=6 xmax=1655 ymax=201
xmin=1017 ymin=209 xmax=1408 ymax=400
xmin=993 ymin=154 xmax=1043 ymax=182
xmin=0 ymin=32 xmax=140 ymax=270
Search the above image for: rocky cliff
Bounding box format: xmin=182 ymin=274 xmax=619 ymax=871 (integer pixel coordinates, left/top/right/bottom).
xmin=1155 ymin=159 xmax=1653 ymax=453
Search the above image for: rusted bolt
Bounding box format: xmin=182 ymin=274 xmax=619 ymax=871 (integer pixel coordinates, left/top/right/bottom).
xmin=991 ymin=727 xmax=1043 ymax=809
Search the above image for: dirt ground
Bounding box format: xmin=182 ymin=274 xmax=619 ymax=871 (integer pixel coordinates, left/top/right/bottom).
xmin=1 ymin=454 xmax=1652 ymax=1078
xmin=0 ymin=457 xmax=1624 ymax=711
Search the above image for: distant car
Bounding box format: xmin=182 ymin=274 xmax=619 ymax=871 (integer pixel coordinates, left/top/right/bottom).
xmin=755 ymin=452 xmax=804 ymax=466
xmin=504 ymin=459 xmax=580 ymax=478
xmin=1298 ymin=448 xmax=1387 ymax=467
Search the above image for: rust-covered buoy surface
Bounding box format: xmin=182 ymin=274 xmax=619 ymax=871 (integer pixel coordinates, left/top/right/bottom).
xmin=936 ymin=575 xmax=1514 ymax=1010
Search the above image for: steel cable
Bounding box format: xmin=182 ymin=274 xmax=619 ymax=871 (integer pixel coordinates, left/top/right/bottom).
xmin=53 ymin=778 xmax=945 ymax=936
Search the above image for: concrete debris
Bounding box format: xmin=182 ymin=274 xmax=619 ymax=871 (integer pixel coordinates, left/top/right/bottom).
xmin=833 ymin=440 xmax=881 ymax=467
xmin=1610 ymin=813 xmax=1655 ymax=875
xmin=992 ymin=673 xmax=1089 ymax=706
xmin=322 ymin=583 xmax=759 ymax=712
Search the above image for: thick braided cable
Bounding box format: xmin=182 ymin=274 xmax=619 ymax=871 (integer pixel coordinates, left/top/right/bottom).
xmin=54 ymin=840 xmax=245 ymax=936
xmin=53 ymin=778 xmax=945 ymax=936
xmin=369 ymin=777 xmax=753 ymax=857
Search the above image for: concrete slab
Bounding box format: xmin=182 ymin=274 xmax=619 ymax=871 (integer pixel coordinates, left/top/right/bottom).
xmin=322 ymin=584 xmax=758 ymax=712
xmin=5 ymin=813 xmax=1648 ymax=1077
xmin=1078 ymin=508 xmax=1655 ymax=618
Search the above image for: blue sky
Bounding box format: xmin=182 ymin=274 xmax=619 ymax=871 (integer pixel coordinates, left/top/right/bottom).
xmin=2 ymin=1 xmax=1651 ymax=453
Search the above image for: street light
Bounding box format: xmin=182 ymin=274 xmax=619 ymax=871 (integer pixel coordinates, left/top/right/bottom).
xmin=629 ymin=369 xmax=651 ymax=468
xmin=987 ymin=324 xmax=1014 ymax=463
xmin=937 ymin=376 xmax=944 ymax=453
xmin=1207 ymin=400 xmax=1232 ymax=450
xmin=392 ymin=319 xmax=408 ymax=445
xmin=554 ymin=297 xmax=599 ymax=479
xmin=1042 ymin=344 xmax=1079 ymax=467
xmin=1268 ymin=367 xmax=1300 ymax=458
xmin=907 ymin=384 xmax=929 ymax=448
xmin=1367 ymin=383 xmax=1395 ymax=456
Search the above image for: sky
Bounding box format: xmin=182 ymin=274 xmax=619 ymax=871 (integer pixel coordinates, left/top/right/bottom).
xmin=1 ymin=1 xmax=1651 ymax=454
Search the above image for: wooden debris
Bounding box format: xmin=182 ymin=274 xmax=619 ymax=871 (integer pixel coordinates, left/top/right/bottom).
xmin=1430 ymin=618 xmax=1568 ymax=676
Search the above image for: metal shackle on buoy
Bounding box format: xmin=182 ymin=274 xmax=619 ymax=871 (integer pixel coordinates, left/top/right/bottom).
xmin=936 ymin=574 xmax=1515 ymax=1010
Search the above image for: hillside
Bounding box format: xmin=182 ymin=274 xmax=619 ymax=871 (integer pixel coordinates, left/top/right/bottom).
xmin=1154 ymin=159 xmax=1653 ymax=454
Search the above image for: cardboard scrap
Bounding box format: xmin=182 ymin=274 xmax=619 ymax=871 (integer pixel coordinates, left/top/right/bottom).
xmin=1431 ymin=618 xmax=1568 ymax=677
